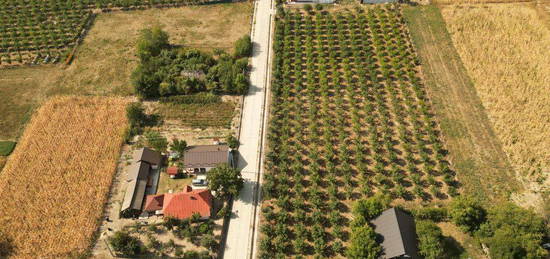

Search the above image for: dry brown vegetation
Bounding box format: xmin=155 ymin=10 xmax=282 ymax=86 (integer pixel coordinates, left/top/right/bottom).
xmin=442 ymin=4 xmax=550 ymax=206
xmin=432 ymin=0 xmax=533 ymax=4
xmin=0 ymin=3 xmax=252 ymax=140
xmin=0 ymin=96 xmax=128 ymax=258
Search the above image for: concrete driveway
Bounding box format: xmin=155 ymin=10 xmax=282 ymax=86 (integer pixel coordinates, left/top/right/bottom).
xmin=223 ymin=0 xmax=274 ymax=258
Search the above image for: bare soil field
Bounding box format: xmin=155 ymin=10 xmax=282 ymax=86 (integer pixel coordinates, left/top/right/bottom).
xmin=0 ymin=96 xmax=128 ymax=258
xmin=0 ymin=3 xmax=252 ymax=140
xmin=441 ymin=3 xmax=550 ymax=211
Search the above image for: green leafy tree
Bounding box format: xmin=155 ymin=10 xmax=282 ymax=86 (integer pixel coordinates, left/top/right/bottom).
xmin=479 ymin=203 xmax=547 ymax=259
xmin=226 ymin=135 xmax=239 ymax=149
xmin=206 ymin=164 xmax=244 ymax=199
xmin=346 ymin=225 xmax=381 ymax=259
xmin=234 ymin=35 xmax=253 ymax=58
xmin=126 ymin=102 xmax=147 ymax=128
xmin=416 ymin=220 xmax=445 ymax=259
xmin=108 ymin=231 xmax=143 ymax=256
xmin=136 ymin=25 xmax=169 ymax=62
xmin=352 ymin=194 xmax=390 ymax=221
xmin=448 ymin=196 xmax=486 ymax=233
xmin=170 ymin=138 xmax=187 ymax=154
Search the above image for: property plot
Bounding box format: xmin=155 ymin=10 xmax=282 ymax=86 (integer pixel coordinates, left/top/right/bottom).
xmin=0 ymin=0 xmax=221 ymax=66
xmin=261 ymin=6 xmax=457 ymax=257
xmin=442 ymin=4 xmax=550 ymax=208
xmin=0 ymin=3 xmax=252 ymax=140
xmin=0 ymin=96 xmax=128 ymax=258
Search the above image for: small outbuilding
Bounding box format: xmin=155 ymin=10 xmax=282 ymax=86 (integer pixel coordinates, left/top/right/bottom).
xmin=166 ymin=166 xmax=179 ymax=178
xmin=371 ymin=208 xmax=420 ymax=259
xmin=133 ymin=147 xmax=163 ymax=169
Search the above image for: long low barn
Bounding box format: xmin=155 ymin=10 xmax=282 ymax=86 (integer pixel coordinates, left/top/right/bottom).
xmin=121 ymin=147 xmax=162 ymax=217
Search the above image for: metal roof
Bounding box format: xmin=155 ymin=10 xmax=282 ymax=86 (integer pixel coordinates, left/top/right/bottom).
xmin=183 ymin=145 xmax=229 ymax=168
xmin=121 ymin=161 xmax=151 ymax=212
xmin=126 ymin=161 xmax=150 ymax=182
xmin=133 ymin=147 xmax=162 ymax=165
xmin=371 ymin=208 xmax=420 ymax=259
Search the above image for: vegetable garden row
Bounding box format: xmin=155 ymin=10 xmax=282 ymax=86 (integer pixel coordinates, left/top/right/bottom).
xmin=0 ymin=0 xmax=216 ymax=66
xmin=260 ymin=6 xmax=458 ymax=258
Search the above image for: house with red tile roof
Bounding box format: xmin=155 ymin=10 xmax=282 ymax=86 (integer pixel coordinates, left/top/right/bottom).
xmin=143 ymin=186 xmax=213 ymax=220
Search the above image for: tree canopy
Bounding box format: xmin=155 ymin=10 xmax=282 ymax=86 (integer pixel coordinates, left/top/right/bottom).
xmin=206 ymin=164 xmax=244 ymax=199
xmin=132 ymin=27 xmax=252 ymax=99
xmin=448 ymin=196 xmax=486 ymax=233
xmin=108 ymin=231 xmax=143 ymax=256
xmin=479 ymin=203 xmax=548 ymax=259
xmin=346 ymin=224 xmax=381 ymax=259
xmin=136 ymin=25 xmax=169 ymax=62
xmin=234 ymin=35 xmax=253 ymax=58
xmin=416 ymin=220 xmax=445 ymax=259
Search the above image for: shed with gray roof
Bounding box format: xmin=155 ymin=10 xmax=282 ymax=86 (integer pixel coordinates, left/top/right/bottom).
xmin=371 ymin=208 xmax=420 ymax=259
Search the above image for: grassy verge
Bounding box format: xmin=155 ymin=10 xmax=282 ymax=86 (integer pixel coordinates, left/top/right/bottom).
xmin=0 ymin=141 xmax=16 ymax=156
xmin=402 ymin=5 xmax=518 ymax=203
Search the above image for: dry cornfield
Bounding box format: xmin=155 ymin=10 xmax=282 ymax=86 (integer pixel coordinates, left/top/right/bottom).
xmin=0 ymin=96 xmax=128 ymax=258
xmin=442 ymin=4 xmax=550 ymax=198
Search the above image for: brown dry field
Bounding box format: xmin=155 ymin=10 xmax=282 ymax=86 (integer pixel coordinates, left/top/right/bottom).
xmin=0 ymin=3 xmax=252 ymax=140
xmin=0 ymin=96 xmax=128 ymax=258
xmin=441 ymin=4 xmax=550 ymax=210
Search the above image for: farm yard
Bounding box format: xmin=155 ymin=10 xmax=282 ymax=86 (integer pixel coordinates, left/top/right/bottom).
xmin=0 ymin=96 xmax=128 ymax=258
xmin=260 ymin=6 xmax=458 ymax=258
xmin=0 ymin=0 xmax=224 ymax=66
xmin=0 ymin=3 xmax=252 ymax=141
xmin=441 ymin=4 xmax=550 ymax=211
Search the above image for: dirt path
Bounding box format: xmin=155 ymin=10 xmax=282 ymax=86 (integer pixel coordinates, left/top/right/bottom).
xmin=403 ymin=5 xmax=518 ymax=203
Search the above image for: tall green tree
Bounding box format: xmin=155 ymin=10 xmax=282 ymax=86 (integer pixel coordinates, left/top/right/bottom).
xmin=346 ymin=225 xmax=381 ymax=259
xmin=416 ymin=220 xmax=445 ymax=259
xmin=136 ymin=25 xmax=169 ymax=62
xmin=170 ymin=138 xmax=187 ymax=154
xmin=108 ymin=231 xmax=143 ymax=256
xmin=448 ymin=196 xmax=486 ymax=233
xmin=234 ymin=35 xmax=253 ymax=58
xmin=206 ymin=164 xmax=244 ymax=199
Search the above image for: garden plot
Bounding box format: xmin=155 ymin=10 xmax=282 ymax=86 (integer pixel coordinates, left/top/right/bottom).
xmin=260 ymin=6 xmax=457 ymax=258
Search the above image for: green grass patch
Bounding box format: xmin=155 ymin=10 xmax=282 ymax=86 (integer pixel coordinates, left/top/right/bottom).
xmin=155 ymin=101 xmax=235 ymax=128
xmin=0 ymin=141 xmax=16 ymax=156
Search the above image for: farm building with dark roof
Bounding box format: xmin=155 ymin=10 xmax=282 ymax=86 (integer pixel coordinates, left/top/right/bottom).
xmin=371 ymin=208 xmax=420 ymax=259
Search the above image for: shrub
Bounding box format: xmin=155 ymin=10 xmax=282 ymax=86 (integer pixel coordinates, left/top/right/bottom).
xmin=234 ymin=35 xmax=253 ymax=58
xmin=416 ymin=220 xmax=445 ymax=259
xmin=108 ymin=231 xmax=144 ymax=256
xmin=448 ymin=196 xmax=486 ymax=233
xmin=226 ymin=135 xmax=239 ymax=149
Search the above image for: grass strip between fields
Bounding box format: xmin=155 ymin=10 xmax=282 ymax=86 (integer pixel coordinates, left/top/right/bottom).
xmin=403 ymin=5 xmax=518 ymax=203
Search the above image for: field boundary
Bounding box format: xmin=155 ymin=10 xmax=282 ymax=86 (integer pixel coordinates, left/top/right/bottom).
xmin=403 ymin=5 xmax=518 ymax=202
